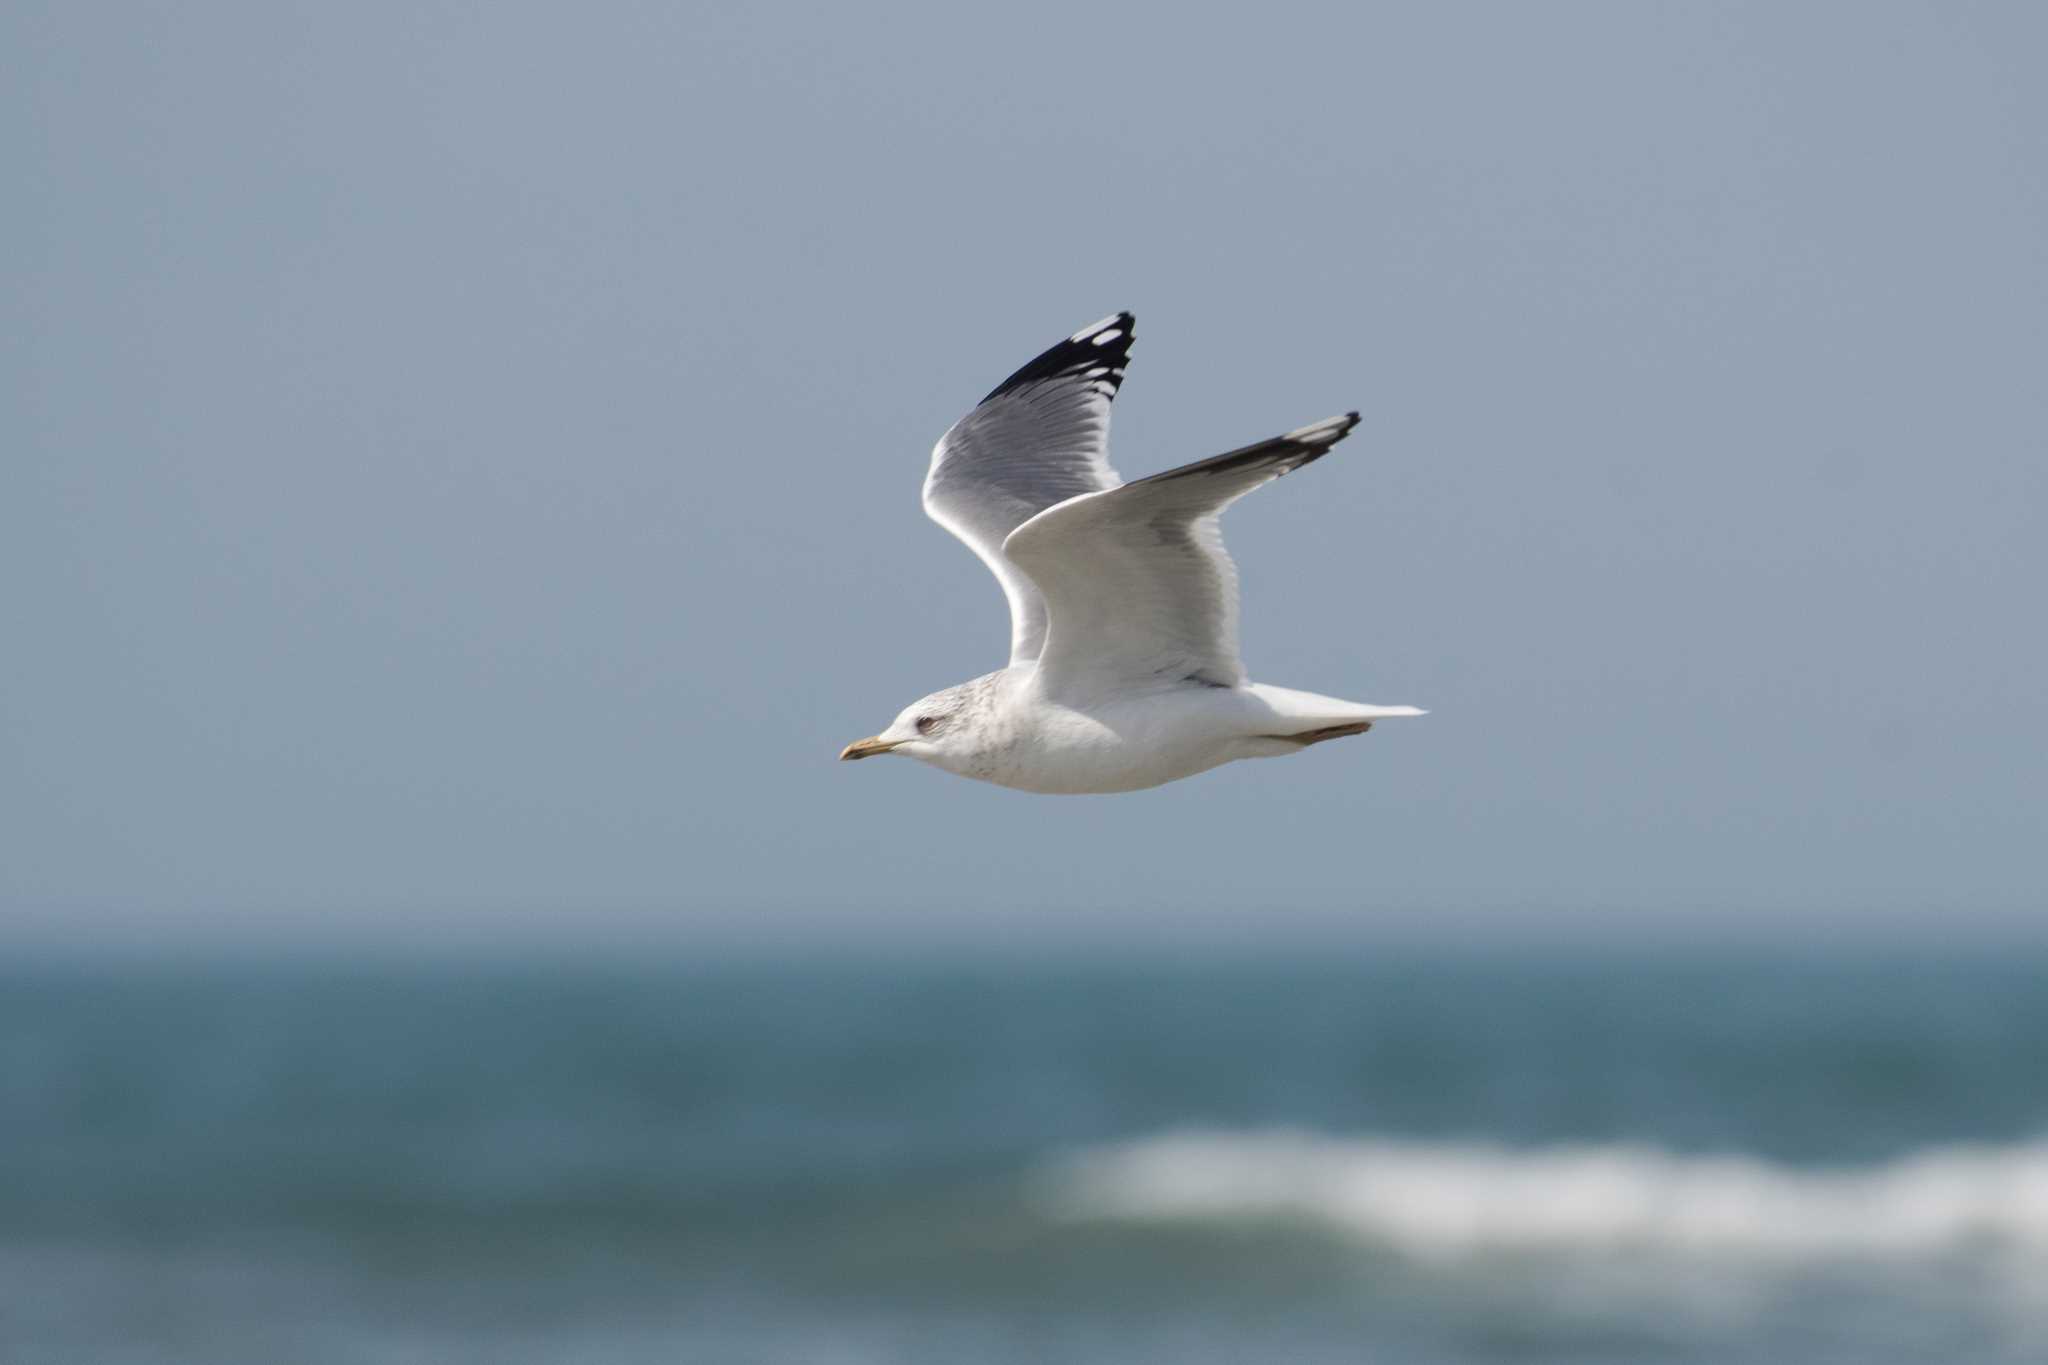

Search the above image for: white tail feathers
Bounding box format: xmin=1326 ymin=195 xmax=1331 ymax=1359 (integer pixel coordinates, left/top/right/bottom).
xmin=1247 ymin=683 xmax=1426 ymax=725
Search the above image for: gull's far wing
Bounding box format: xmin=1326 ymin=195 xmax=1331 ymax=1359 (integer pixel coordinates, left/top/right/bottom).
xmin=1003 ymin=413 xmax=1361 ymax=702
xmin=922 ymin=313 xmax=1134 ymax=665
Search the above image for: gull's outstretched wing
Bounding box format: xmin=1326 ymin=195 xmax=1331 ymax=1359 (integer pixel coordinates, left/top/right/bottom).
xmin=923 ymin=313 xmax=1134 ymax=665
xmin=1003 ymin=413 xmax=1361 ymax=701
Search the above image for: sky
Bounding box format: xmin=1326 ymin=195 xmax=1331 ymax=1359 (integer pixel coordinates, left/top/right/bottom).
xmin=4 ymin=2 xmax=2044 ymax=951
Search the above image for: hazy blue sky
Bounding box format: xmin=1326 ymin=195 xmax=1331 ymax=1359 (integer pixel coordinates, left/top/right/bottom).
xmin=5 ymin=2 xmax=2044 ymax=949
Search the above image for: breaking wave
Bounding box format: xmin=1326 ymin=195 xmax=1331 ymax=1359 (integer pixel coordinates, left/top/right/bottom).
xmin=1036 ymin=1129 xmax=2048 ymax=1263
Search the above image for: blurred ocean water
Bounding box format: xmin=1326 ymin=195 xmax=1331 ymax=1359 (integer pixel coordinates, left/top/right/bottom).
xmin=3 ymin=946 xmax=2045 ymax=1364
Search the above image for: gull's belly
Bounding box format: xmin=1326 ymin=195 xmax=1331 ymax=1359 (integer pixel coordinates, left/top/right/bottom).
xmin=977 ymin=691 xmax=1254 ymax=795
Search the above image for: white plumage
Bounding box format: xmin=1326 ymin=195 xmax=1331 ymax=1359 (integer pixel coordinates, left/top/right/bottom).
xmin=843 ymin=313 xmax=1422 ymax=794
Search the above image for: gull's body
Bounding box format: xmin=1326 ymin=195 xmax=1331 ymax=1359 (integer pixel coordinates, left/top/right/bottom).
xmin=842 ymin=313 xmax=1421 ymax=794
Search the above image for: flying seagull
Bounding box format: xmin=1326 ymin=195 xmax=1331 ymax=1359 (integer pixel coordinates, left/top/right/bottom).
xmin=840 ymin=312 xmax=1422 ymax=794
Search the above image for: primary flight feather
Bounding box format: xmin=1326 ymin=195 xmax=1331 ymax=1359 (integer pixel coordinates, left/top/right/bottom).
xmin=841 ymin=312 xmax=1422 ymax=794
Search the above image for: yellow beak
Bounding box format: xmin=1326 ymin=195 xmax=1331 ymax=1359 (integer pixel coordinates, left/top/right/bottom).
xmin=838 ymin=736 xmax=902 ymax=761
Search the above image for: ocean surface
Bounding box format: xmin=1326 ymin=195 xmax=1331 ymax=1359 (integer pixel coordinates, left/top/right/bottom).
xmin=3 ymin=945 xmax=2045 ymax=1364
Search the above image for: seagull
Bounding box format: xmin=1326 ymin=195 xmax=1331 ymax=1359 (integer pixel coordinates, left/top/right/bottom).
xmin=840 ymin=312 xmax=1422 ymax=794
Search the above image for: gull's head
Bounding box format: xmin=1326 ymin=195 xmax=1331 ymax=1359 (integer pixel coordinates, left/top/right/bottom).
xmin=839 ymin=685 xmax=977 ymax=766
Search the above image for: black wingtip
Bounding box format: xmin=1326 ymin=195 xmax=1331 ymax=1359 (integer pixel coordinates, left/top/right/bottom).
xmin=1289 ymin=411 xmax=1361 ymax=445
xmin=980 ymin=312 xmax=1136 ymax=405
xmin=1126 ymin=410 xmax=1362 ymax=489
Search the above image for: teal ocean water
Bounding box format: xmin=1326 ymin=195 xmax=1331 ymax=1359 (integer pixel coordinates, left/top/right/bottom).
xmin=3 ymin=947 xmax=2046 ymax=1363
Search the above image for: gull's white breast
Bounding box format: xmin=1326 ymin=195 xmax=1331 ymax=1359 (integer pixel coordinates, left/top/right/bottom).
xmin=945 ymin=677 xmax=1295 ymax=795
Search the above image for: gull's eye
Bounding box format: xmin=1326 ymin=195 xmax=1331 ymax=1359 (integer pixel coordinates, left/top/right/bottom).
xmin=915 ymin=715 xmax=940 ymax=735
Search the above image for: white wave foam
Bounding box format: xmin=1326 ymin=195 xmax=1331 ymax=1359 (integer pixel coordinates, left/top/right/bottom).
xmin=1037 ymin=1130 xmax=2048 ymax=1263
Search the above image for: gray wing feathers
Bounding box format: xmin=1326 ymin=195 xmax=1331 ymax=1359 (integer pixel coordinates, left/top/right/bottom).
xmin=921 ymin=313 xmax=1134 ymax=664
xmin=1004 ymin=413 xmax=1360 ymax=699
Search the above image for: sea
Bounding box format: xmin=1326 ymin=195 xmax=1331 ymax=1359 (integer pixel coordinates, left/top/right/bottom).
xmin=3 ymin=943 xmax=2045 ymax=1364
